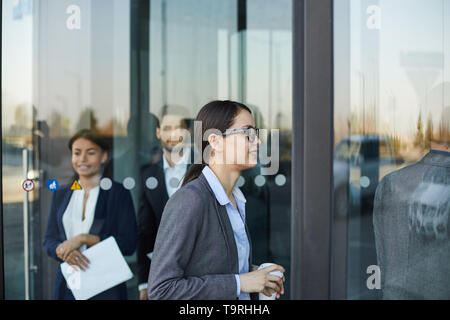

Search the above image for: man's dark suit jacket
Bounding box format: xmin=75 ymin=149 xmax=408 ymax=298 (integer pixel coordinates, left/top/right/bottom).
xmin=373 ymin=151 xmax=450 ymax=299
xmin=43 ymin=181 xmax=137 ymax=300
xmin=137 ymin=156 xmax=169 ymax=286
xmin=137 ymin=150 xmax=193 ymax=286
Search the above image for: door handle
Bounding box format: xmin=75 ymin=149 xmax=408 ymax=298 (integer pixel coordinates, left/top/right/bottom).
xmin=23 ymin=149 xmax=30 ymax=300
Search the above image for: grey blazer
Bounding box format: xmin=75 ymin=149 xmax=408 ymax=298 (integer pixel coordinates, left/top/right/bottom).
xmin=147 ymin=173 xmax=256 ymax=300
xmin=373 ymin=151 xmax=450 ymax=299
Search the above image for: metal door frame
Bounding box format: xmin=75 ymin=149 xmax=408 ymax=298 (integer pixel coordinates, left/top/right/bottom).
xmin=291 ymin=0 xmax=334 ymax=299
xmin=0 ymin=0 xmax=5 ymax=301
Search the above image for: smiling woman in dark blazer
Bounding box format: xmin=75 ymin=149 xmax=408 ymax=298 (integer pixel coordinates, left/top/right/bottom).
xmin=44 ymin=129 xmax=137 ymax=300
xmin=148 ymin=101 xmax=286 ymax=300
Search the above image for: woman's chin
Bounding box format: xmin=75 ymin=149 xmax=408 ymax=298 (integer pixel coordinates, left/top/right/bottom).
xmin=76 ymin=171 xmax=99 ymax=179
xmin=236 ymin=161 xmax=258 ymax=171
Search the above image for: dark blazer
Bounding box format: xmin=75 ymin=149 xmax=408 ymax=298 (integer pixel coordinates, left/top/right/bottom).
xmin=137 ymin=158 xmax=169 ymax=285
xmin=44 ymin=180 xmax=138 ymax=300
xmin=137 ymin=150 xmax=194 ymax=285
xmin=148 ymin=173 xmax=256 ymax=300
xmin=373 ymin=151 xmax=450 ymax=299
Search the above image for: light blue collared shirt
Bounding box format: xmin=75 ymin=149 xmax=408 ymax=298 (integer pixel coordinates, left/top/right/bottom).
xmin=202 ymin=166 xmax=251 ymax=300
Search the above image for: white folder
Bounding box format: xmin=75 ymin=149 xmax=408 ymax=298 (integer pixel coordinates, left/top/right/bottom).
xmin=61 ymin=236 xmax=133 ymax=300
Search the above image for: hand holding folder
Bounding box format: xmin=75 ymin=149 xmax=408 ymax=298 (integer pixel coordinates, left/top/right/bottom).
xmin=61 ymin=236 xmax=133 ymax=300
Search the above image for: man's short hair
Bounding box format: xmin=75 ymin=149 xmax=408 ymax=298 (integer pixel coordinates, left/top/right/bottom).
xmin=156 ymin=105 xmax=191 ymax=129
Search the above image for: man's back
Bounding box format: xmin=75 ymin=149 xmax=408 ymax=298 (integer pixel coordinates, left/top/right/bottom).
xmin=373 ymin=151 xmax=450 ymax=299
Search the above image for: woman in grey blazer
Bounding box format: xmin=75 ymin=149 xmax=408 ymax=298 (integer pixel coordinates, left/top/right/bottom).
xmin=148 ymin=100 xmax=285 ymax=300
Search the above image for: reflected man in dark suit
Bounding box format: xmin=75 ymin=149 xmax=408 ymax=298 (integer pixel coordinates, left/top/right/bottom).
xmin=136 ymin=105 xmax=192 ymax=300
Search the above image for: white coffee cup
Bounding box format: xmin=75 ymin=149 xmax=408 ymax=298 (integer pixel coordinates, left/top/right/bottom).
xmin=257 ymin=263 xmax=284 ymax=300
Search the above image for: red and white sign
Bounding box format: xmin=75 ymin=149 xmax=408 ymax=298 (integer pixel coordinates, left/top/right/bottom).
xmin=22 ymin=179 xmax=35 ymax=192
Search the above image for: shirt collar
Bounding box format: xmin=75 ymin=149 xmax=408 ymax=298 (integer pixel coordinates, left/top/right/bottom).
xmin=76 ymin=182 xmax=100 ymax=193
xmin=163 ymin=147 xmax=191 ymax=170
xmin=421 ymin=150 xmax=450 ymax=168
xmin=430 ymin=149 xmax=450 ymax=157
xmin=202 ymin=165 xmax=246 ymax=206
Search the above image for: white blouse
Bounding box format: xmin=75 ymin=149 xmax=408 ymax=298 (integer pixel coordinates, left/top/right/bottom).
xmin=62 ymin=184 xmax=100 ymax=253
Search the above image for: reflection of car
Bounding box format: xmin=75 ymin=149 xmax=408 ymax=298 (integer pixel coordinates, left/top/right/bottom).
xmin=408 ymin=182 xmax=450 ymax=240
xmin=333 ymin=135 xmax=404 ymax=217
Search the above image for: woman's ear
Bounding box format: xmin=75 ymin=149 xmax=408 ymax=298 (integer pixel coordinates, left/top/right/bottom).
xmin=101 ymin=151 xmax=108 ymax=165
xmin=208 ymin=133 xmax=223 ymax=153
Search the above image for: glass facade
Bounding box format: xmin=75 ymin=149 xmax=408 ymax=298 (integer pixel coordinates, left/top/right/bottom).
xmin=1 ymin=0 xmax=449 ymax=300
xmin=1 ymin=0 xmax=292 ymax=299
xmin=334 ymin=0 xmax=450 ymax=299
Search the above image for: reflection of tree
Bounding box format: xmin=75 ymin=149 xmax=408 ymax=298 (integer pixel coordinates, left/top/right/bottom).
xmin=425 ymin=114 xmax=434 ymax=149
xmin=275 ymin=111 xmax=291 ymax=130
xmin=3 ymin=104 xmax=33 ymax=148
xmin=99 ymin=120 xmax=114 ymax=137
xmin=49 ymin=110 xmax=70 ymax=138
xmin=349 ymin=106 xmax=378 ymax=135
xmin=111 ymin=118 xmax=127 ymax=136
xmin=414 ymin=111 xmax=424 ymax=149
xmin=413 ymin=107 xmax=450 ymax=148
xmin=417 ymin=82 xmax=450 ymax=147
xmin=13 ymin=104 xmax=30 ymax=129
xmin=47 ymin=106 xmax=127 ymax=139
xmin=6 ymin=104 xmax=32 ymax=137
xmin=436 ymin=106 xmax=450 ymax=144
xmin=75 ymin=107 xmax=99 ymax=132
xmin=246 ymin=103 xmax=266 ymax=129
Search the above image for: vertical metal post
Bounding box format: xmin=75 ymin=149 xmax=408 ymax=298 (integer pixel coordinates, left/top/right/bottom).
xmin=237 ymin=0 xmax=247 ymax=103
xmin=291 ymin=0 xmax=305 ymax=300
xmin=161 ymin=0 xmax=167 ymax=108
xmin=23 ymin=149 xmax=30 ymax=300
xmin=291 ymin=0 xmax=334 ymax=299
xmin=0 ymin=0 xmax=5 ymax=301
xmin=130 ymin=0 xmax=150 ymax=135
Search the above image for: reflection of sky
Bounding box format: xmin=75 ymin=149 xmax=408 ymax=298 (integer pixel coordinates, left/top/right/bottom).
xmin=2 ymin=0 xmax=131 ymax=130
xmin=3 ymin=0 xmax=293 ymax=135
xmin=378 ymin=0 xmax=446 ymax=136
xmin=2 ymin=0 xmax=33 ymax=127
xmin=5 ymin=0 xmax=450 ymax=140
xmin=149 ymin=0 xmax=292 ymax=129
xmin=335 ymin=0 xmax=449 ymax=140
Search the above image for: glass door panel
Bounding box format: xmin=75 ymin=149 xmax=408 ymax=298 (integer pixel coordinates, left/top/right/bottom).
xmin=2 ymin=0 xmax=293 ymax=299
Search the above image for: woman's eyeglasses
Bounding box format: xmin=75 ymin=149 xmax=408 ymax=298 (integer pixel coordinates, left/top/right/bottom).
xmin=222 ymin=127 xmax=260 ymax=143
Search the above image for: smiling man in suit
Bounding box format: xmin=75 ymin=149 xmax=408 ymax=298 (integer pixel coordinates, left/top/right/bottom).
xmin=137 ymin=105 xmax=192 ymax=300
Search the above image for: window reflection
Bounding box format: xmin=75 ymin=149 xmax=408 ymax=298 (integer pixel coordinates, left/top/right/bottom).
xmin=334 ymin=0 xmax=450 ymax=300
xmin=2 ymin=0 xmax=292 ymax=300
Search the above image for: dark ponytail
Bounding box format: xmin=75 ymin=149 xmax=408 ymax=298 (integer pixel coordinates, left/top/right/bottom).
xmin=182 ymin=100 xmax=251 ymax=186
xmin=183 ymin=163 xmax=207 ymax=187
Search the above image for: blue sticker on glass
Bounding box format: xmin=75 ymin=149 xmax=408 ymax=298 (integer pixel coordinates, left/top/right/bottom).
xmin=46 ymin=179 xmax=59 ymax=191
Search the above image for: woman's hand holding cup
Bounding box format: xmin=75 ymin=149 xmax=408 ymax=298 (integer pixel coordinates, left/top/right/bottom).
xmin=239 ymin=263 xmax=285 ymax=299
xmin=258 ymin=263 xmax=285 ymax=300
